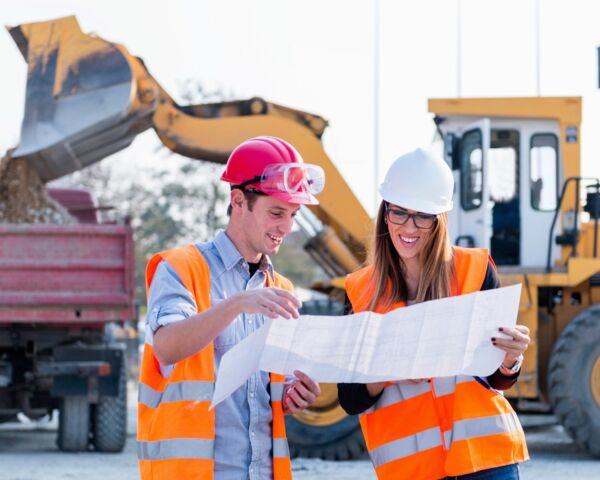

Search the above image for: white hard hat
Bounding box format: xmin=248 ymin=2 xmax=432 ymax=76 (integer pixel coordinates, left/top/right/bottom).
xmin=379 ymin=148 xmax=454 ymax=214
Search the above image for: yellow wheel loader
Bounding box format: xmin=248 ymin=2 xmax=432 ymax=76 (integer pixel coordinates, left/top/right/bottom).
xmin=4 ymin=16 xmax=600 ymax=459
xmin=429 ymin=97 xmax=600 ymax=457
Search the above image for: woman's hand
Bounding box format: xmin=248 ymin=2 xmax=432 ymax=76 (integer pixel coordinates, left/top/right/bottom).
xmin=492 ymin=325 xmax=530 ymax=368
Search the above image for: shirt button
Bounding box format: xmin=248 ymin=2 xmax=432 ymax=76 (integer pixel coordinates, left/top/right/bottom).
xmin=251 ymin=431 xmax=255 ymax=436
xmin=250 ymin=392 xmax=254 ymax=398
xmin=248 ymin=319 xmax=253 ymax=324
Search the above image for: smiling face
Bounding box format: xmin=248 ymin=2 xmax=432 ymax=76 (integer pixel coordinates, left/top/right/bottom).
xmin=385 ymin=203 xmax=437 ymax=263
xmin=229 ymin=189 xmax=299 ymax=261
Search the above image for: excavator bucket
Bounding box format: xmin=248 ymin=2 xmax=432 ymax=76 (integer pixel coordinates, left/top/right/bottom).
xmin=8 ymin=16 xmax=155 ymax=182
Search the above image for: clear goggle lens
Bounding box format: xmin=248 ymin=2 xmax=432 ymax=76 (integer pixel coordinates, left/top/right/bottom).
xmin=260 ymin=163 xmax=325 ymax=195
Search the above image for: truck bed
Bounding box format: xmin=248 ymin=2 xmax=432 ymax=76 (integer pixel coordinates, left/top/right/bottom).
xmin=0 ymin=224 xmax=135 ymax=324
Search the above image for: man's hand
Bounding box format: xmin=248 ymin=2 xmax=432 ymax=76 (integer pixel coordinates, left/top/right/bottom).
xmin=282 ymin=370 xmax=321 ymax=415
xmin=231 ymin=288 xmax=301 ymax=319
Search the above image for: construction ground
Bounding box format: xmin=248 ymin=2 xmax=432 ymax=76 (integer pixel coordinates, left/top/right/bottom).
xmin=0 ymin=381 xmax=598 ymax=480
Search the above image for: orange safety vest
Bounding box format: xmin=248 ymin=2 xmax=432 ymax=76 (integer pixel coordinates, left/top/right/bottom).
xmin=345 ymin=247 xmax=528 ymax=480
xmin=138 ymin=244 xmax=292 ymax=480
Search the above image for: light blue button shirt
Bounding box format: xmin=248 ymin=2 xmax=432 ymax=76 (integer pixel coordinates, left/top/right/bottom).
xmin=146 ymin=230 xmax=281 ymax=480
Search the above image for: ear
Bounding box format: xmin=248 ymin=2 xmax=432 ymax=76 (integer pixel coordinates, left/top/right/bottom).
xmin=230 ymin=189 xmax=245 ymax=212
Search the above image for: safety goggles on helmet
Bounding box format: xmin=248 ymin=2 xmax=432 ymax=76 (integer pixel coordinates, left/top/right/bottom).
xmin=236 ymin=163 xmax=325 ymax=196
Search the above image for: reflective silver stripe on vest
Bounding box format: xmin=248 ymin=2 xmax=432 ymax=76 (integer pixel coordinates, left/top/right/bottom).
xmin=444 ymin=428 xmax=453 ymax=449
xmin=273 ymin=437 xmax=290 ymax=458
xmin=433 ymin=377 xmax=455 ymax=397
xmin=369 ymin=426 xmax=443 ymax=467
xmin=138 ymin=381 xmax=214 ymax=408
xmin=366 ymin=381 xmax=431 ymax=413
xmin=452 ymin=412 xmax=523 ymax=443
xmin=271 ymin=382 xmax=285 ymax=401
xmin=138 ymin=438 xmax=214 ymax=460
xmin=366 ymin=376 xmax=478 ymax=414
xmin=433 ymin=375 xmax=474 ymax=398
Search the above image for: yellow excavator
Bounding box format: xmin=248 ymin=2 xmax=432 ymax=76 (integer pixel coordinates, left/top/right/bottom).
xmin=6 ymin=16 xmax=600 ymax=459
xmin=6 ymin=15 xmax=370 ymax=459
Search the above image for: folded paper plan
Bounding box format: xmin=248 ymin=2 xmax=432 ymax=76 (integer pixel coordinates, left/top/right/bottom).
xmin=211 ymin=284 xmax=522 ymax=408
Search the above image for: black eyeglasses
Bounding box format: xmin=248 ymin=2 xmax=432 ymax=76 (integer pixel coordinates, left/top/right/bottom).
xmin=384 ymin=203 xmax=437 ymax=229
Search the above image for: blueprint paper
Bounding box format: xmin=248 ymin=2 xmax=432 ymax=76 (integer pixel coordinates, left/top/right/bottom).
xmin=211 ymin=284 xmax=522 ymax=408
xmin=210 ymin=316 xmax=273 ymax=410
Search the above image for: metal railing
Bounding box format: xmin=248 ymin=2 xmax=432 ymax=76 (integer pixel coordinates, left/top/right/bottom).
xmin=546 ymin=176 xmax=600 ymax=272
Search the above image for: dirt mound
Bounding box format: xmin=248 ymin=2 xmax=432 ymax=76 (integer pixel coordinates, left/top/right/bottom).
xmin=0 ymin=153 xmax=75 ymax=224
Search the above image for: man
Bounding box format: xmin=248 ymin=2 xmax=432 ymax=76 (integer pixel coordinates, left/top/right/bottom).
xmin=138 ymin=136 xmax=324 ymax=479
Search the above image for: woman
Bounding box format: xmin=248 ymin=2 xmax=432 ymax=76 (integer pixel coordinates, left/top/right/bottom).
xmin=338 ymin=148 xmax=530 ymax=480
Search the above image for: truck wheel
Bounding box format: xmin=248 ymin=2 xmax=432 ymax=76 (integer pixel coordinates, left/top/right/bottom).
xmin=92 ymin=356 xmax=127 ymax=452
xmin=57 ymin=396 xmax=90 ymax=452
xmin=549 ymin=305 xmax=600 ymax=458
xmin=284 ymin=299 xmax=366 ymax=460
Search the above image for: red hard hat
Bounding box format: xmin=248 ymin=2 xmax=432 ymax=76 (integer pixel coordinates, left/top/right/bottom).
xmin=220 ymin=136 xmax=320 ymax=205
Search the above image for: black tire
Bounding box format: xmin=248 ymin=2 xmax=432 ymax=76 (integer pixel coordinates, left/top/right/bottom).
xmin=285 ymin=298 xmax=365 ymax=460
xmin=548 ymin=305 xmax=600 ymax=458
xmin=92 ymin=355 xmax=127 ymax=452
xmin=285 ymin=414 xmax=366 ymax=460
xmin=57 ymin=395 xmax=90 ymax=452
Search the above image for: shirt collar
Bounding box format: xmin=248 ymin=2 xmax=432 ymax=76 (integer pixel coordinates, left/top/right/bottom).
xmin=213 ymin=230 xmax=274 ymax=277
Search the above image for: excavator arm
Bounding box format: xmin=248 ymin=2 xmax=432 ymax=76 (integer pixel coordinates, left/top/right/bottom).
xmin=6 ymin=15 xmax=374 ymax=460
xmin=7 ymin=16 xmax=371 ymax=275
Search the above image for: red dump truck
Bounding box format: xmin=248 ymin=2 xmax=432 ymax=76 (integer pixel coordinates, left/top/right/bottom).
xmin=0 ymin=188 xmax=135 ymax=452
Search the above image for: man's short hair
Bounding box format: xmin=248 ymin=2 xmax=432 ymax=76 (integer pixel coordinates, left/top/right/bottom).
xmin=227 ymin=188 xmax=263 ymax=216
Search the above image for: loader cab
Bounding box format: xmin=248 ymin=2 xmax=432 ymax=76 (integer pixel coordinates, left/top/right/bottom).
xmin=428 ymin=97 xmax=579 ymax=268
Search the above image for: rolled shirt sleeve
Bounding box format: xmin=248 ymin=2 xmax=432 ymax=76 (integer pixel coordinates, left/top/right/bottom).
xmin=146 ymin=261 xmax=198 ymax=376
xmin=147 ymin=261 xmax=198 ymax=331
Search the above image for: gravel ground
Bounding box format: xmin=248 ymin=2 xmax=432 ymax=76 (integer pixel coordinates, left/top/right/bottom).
xmin=0 ymin=383 xmax=598 ymax=479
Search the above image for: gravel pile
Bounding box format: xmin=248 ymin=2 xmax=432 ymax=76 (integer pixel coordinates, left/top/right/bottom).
xmin=0 ymin=152 xmax=75 ymax=224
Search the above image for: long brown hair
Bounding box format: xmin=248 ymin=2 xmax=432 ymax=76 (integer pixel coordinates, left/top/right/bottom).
xmin=365 ymin=201 xmax=455 ymax=311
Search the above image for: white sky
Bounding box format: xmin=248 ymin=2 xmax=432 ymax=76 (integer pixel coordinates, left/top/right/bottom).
xmin=1 ymin=0 xmax=600 ymax=215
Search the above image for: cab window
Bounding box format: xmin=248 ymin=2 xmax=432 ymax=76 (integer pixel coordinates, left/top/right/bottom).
xmin=460 ymin=129 xmax=483 ymax=210
xmin=530 ymin=134 xmax=558 ymax=211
